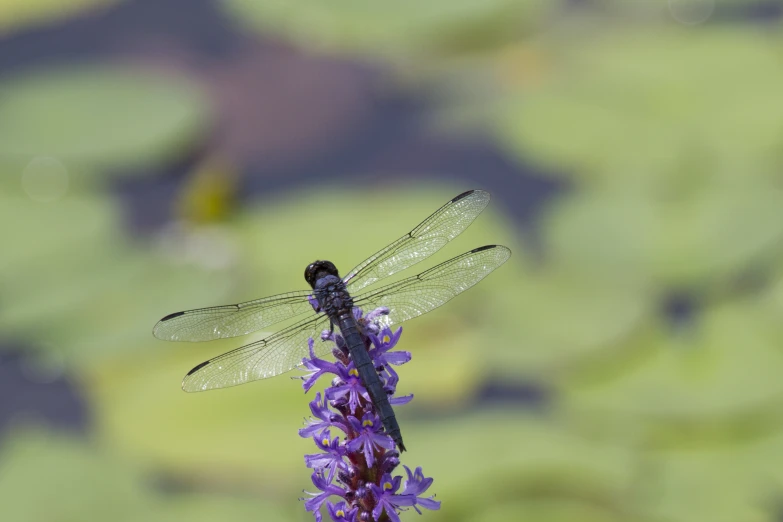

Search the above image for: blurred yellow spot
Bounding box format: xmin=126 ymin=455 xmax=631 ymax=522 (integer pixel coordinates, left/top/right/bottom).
xmin=336 ymin=510 xmax=344 ymax=517
xmin=322 ymin=438 xmax=329 ymax=446
xmin=382 ymin=335 xmax=391 ymax=344
xmin=362 ymin=419 xmax=373 ymax=427
xmin=349 ymin=369 xmax=359 ymax=377
xmin=383 ymin=481 xmax=393 ymax=491
xmin=494 ymin=42 xmax=548 ymax=89
xmin=178 ymin=155 xmax=238 ymax=224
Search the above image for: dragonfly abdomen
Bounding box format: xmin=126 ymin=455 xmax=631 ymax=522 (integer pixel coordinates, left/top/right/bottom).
xmin=337 ymin=310 xmax=405 ymax=452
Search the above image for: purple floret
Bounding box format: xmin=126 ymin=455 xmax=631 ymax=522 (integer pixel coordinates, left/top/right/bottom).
xmin=326 ymin=364 xmax=370 ymax=415
xmin=299 ymin=392 xmax=348 ymax=438
xmin=368 ymin=326 xmax=409 ymax=391
xmin=305 ymin=429 xmax=348 ymax=483
xmin=326 ymin=501 xmax=358 ymax=522
xmin=303 ymin=470 xmax=348 ymax=521
xmin=369 ymin=474 xmax=411 ymax=522
xmin=346 ymin=412 xmax=395 ymax=468
xmin=400 ymin=466 xmax=441 ymax=513
xmin=301 ymin=338 xmax=344 ymax=392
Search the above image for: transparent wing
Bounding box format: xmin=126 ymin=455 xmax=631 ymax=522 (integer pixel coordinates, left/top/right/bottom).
xmin=181 ymin=313 xmax=331 ymax=392
xmin=180 ymin=246 xmax=511 ymax=392
xmin=344 ymin=190 xmax=491 ymax=293
xmin=153 ymin=290 xmax=315 ymax=342
xmin=353 ymin=245 xmax=511 ymax=327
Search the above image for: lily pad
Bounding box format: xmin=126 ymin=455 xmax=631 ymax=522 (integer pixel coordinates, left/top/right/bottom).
xmin=0 ymin=192 xmax=114 ymax=270
xmin=543 ymin=179 xmax=783 ymax=289
xmin=468 ymin=499 xmax=643 ymax=522
xmin=222 ymin=0 xmax=548 ymax=59
xmin=89 ymin=337 xmax=325 ymax=482
xmin=0 ymin=426 xmax=154 ymax=522
xmin=560 ymin=299 xmax=783 ymax=447
xmin=493 ymin=27 xmax=783 ymax=183
xmin=476 ymin=265 xmax=650 ymax=383
xmin=153 ymin=495 xmax=293 ymax=522
xmin=0 ymin=192 xmax=233 ymax=369
xmin=0 ymin=65 xmax=209 ymax=181
xmin=629 ymin=437 xmax=783 ymax=522
xmin=0 ymin=425 xmax=294 ymax=522
xmin=402 ymin=412 xmax=636 ymax=518
xmin=582 ymin=0 xmax=768 ymax=25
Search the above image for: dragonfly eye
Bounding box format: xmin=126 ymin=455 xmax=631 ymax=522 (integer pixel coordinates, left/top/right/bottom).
xmin=304 ymin=260 xmax=340 ymax=287
xmin=304 ymin=263 xmax=317 ymax=286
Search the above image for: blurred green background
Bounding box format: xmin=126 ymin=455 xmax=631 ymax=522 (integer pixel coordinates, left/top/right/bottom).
xmin=2 ymin=1 xmax=783 ymax=521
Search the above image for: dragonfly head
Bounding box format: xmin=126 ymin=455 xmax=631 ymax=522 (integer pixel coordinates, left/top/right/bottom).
xmin=305 ymin=260 xmax=340 ymax=288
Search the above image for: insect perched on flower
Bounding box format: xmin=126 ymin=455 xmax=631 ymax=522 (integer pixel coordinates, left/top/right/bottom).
xmin=299 ymin=307 xmax=440 ymax=522
xmin=153 ymin=190 xmax=510 ymax=518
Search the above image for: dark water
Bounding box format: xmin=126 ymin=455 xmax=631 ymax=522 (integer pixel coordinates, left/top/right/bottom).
xmin=0 ymin=347 xmax=90 ymax=438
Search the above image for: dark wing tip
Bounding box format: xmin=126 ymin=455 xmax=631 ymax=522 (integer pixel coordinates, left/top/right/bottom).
xmin=451 ymin=190 xmax=476 ymax=203
xmin=186 ymin=360 xmax=211 ymax=376
xmin=472 ymin=245 xmax=512 ymax=259
xmin=160 ymin=311 xmax=186 ymax=322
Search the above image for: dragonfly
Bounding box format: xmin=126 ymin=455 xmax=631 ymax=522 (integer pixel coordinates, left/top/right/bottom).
xmin=153 ymin=189 xmax=511 ymax=451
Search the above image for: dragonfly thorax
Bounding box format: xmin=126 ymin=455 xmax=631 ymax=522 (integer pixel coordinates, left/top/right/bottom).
xmin=312 ymin=274 xmax=353 ymax=316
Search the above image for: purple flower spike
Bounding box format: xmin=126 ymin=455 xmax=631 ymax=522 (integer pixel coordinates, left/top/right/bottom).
xmin=297 ymin=307 xmax=439 ymax=522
